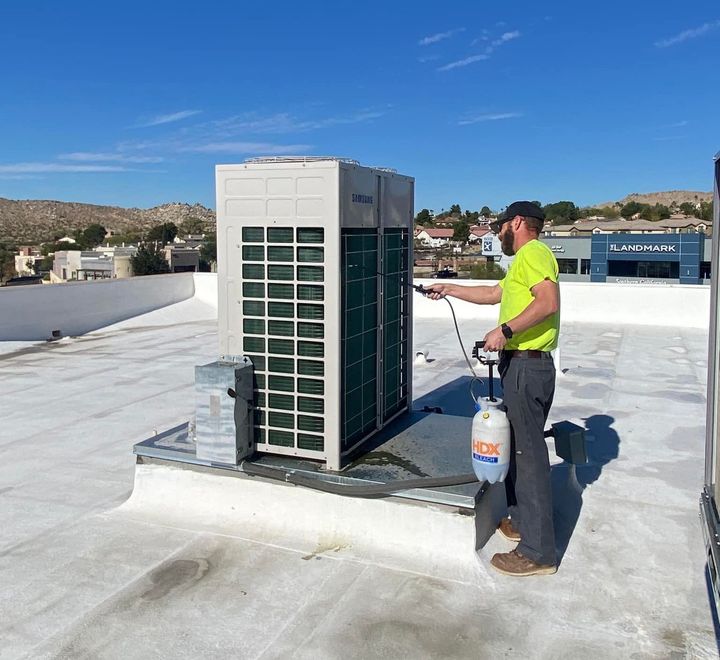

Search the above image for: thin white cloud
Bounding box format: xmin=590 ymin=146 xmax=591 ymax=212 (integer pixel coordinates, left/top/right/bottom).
xmin=655 ymin=20 xmax=720 ymax=47
xmin=419 ymin=28 xmax=465 ymax=46
xmin=113 ymin=108 xmax=384 ymax=158
xmin=59 ymin=152 xmax=165 ymax=163
xmin=206 ymin=110 xmax=385 ymax=135
xmin=438 ymin=29 xmax=520 ymax=71
xmin=181 ymin=142 xmax=313 ymax=155
xmin=662 ymin=120 xmax=689 ymax=129
xmin=492 ymin=30 xmax=520 ymax=46
xmin=458 ymin=112 xmax=523 ymax=125
xmin=134 ymin=110 xmax=202 ymax=127
xmin=0 ymin=162 xmax=131 ymax=173
xmin=438 ymin=54 xmax=489 ymax=71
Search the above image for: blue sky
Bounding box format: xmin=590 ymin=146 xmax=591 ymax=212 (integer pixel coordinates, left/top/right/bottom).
xmin=1 ymin=1 xmax=718 ymax=212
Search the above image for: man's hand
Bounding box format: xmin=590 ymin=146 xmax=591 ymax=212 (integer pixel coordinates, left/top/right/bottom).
xmin=483 ymin=326 xmax=508 ymax=352
xmin=423 ymin=283 xmax=456 ymax=300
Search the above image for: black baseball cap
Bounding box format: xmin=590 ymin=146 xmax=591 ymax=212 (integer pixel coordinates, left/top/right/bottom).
xmin=491 ymin=201 xmax=545 ymax=232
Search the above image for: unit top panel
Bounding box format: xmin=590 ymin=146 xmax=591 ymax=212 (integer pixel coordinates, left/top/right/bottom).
xmin=216 ymin=159 xmax=413 ymax=182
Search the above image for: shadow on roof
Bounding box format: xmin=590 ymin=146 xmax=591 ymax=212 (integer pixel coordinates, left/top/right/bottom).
xmin=553 ymin=414 xmax=621 ymax=563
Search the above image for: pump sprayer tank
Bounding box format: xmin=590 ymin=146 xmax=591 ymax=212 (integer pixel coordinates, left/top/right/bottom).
xmin=471 ymin=342 xmax=511 ymax=483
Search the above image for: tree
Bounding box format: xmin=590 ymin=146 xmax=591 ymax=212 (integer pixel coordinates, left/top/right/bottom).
xmin=480 ymin=206 xmax=493 ymax=218
xmin=131 ymin=245 xmax=170 ymax=276
xmin=464 ymin=210 xmax=480 ymax=223
xmin=543 ymin=201 xmax=579 ymax=225
xmin=449 ymin=204 xmax=461 ymax=215
xmin=698 ymin=201 xmax=713 ymax=222
xmin=34 ymin=255 xmax=54 ymax=274
xmin=147 ymin=222 xmax=178 ymax=245
xmin=579 ymin=207 xmax=601 ymax=218
xmin=620 ymin=201 xmax=646 ymax=220
xmin=199 ymin=232 xmax=217 ymax=271
xmin=414 ymin=208 xmax=434 ymax=226
xmin=83 ymin=223 xmax=107 ymax=248
xmin=639 ymin=204 xmax=670 ymax=221
xmin=106 ymin=232 xmax=142 ymax=246
xmin=679 ymin=202 xmax=696 ymax=217
xmin=452 ymin=221 xmax=470 ymax=243
xmin=0 ymin=241 xmax=17 ymax=283
xmin=470 ymin=261 xmax=506 ymax=280
xmin=41 ymin=241 xmax=78 ymax=256
xmin=180 ymin=217 xmax=206 ymax=236
xmin=597 ymin=205 xmax=620 ymax=219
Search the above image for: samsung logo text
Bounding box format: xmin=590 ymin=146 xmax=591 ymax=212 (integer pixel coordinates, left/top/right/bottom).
xmin=351 ymin=193 xmax=373 ymax=204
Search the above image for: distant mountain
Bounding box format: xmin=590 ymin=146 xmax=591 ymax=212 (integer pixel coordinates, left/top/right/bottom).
xmin=1 ymin=189 xmax=714 ymax=245
xmin=0 ymin=198 xmax=216 ymax=244
xmin=594 ymin=190 xmax=712 ymax=209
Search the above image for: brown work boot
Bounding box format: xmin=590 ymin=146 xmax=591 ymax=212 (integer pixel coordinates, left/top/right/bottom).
xmin=490 ymin=549 xmax=557 ymax=576
xmin=498 ymin=517 xmax=520 ymax=543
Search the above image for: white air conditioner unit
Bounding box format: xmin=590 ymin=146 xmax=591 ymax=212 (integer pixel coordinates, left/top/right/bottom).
xmin=216 ymin=157 xmax=414 ymax=470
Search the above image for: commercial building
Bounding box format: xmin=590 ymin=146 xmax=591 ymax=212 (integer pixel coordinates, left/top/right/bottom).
xmin=14 ymin=246 xmax=42 ymax=276
xmin=163 ymin=245 xmax=200 ymax=272
xmin=540 ymin=234 xmax=712 ymax=284
xmin=52 ymin=250 xmax=135 ymax=282
xmin=480 ymin=226 xmax=712 ymax=285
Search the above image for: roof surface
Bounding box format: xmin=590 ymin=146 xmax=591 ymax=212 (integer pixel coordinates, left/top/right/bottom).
xmin=0 ymin=283 xmax=716 ymax=658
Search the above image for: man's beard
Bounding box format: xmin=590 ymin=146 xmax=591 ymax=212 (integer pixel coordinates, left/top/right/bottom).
xmin=501 ymin=225 xmax=515 ymax=256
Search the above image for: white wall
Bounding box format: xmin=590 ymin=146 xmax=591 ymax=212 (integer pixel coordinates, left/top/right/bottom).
xmin=0 ymin=273 xmax=708 ymax=343
xmin=191 ymin=272 xmax=218 ymax=308
xmin=412 ymin=279 xmax=711 ymax=329
xmin=0 ymin=273 xmax=197 ymax=341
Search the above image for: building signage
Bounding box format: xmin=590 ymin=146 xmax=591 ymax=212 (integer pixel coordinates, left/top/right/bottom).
xmin=609 ymin=244 xmax=677 ymax=253
xmin=614 ymin=278 xmax=667 ymax=285
xmin=550 ymin=245 xmax=565 ymax=253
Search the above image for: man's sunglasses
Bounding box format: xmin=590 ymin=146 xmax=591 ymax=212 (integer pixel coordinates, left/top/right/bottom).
xmin=489 ymin=216 xmax=513 ymax=234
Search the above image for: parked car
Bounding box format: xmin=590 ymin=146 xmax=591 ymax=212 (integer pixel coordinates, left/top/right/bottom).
xmin=431 ymin=266 xmax=458 ymax=279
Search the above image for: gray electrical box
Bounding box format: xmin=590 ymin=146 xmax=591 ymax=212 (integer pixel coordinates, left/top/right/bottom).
xmin=195 ymin=356 xmax=254 ymax=465
xmin=551 ymin=421 xmax=587 ymax=465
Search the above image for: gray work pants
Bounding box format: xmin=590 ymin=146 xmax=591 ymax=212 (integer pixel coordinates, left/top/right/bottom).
xmin=499 ymin=354 xmax=556 ymax=566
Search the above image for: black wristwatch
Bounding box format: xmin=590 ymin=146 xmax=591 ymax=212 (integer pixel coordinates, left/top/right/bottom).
xmin=501 ymin=323 xmax=514 ymax=339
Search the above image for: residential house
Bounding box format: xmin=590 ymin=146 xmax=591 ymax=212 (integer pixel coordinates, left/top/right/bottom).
xmin=415 ymin=228 xmax=455 ymax=248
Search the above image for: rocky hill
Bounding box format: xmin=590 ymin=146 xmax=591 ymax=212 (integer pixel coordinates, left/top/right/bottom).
xmin=0 ymin=198 xmax=216 ymax=244
xmin=595 ymin=190 xmax=712 ymax=208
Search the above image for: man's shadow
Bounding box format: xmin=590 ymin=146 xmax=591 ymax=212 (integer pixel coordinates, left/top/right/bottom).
xmin=552 ymin=414 xmax=621 ymax=563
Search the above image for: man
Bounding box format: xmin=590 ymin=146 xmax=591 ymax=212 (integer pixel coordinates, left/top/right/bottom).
xmin=425 ymin=201 xmax=560 ymax=576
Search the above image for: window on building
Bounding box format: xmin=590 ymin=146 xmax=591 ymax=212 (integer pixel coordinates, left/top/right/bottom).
xmin=701 ymin=261 xmax=712 ymax=280
xmin=641 ymin=261 xmax=678 ymax=278
xmin=608 ymin=260 xmax=679 ymax=279
xmin=580 ymin=259 xmax=591 ymax=275
xmin=556 ymin=258 xmax=578 ymax=274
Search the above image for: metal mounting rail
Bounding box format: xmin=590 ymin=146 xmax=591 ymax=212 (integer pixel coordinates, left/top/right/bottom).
xmin=244 ymin=156 xmax=360 ymax=165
